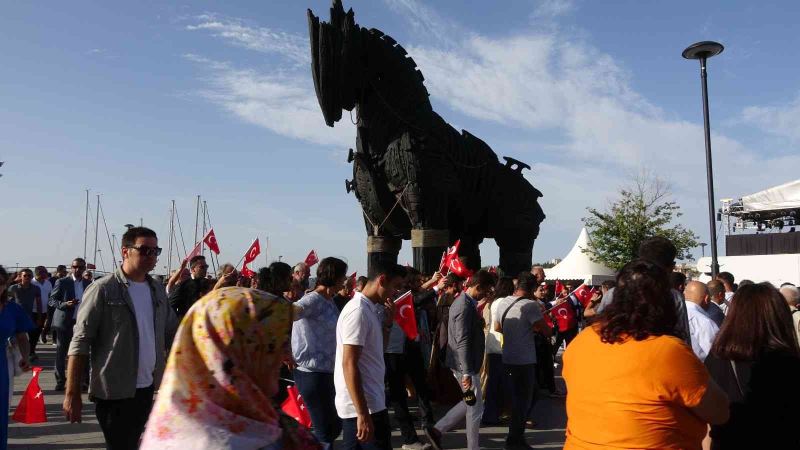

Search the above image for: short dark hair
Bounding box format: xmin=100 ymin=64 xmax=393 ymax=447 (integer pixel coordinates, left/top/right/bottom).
xmin=515 ymin=272 xmax=538 ymax=293
xmin=316 ymin=257 xmax=348 ymax=287
xmin=405 ymin=267 xmax=421 ymax=277
xmin=707 ymin=280 xmax=725 ymax=297
xmin=189 ymin=255 xmax=206 ymax=268
xmin=599 ymin=259 xmax=677 ymax=343
xmin=73 ymin=257 xmax=86 ymax=266
xmin=257 ymin=261 xmax=293 ymax=295
xmin=466 ymin=270 xmax=495 ymax=289
xmin=669 ymin=272 xmax=687 ymax=290
xmin=494 ymin=276 xmax=515 ymax=298
xmin=121 ymin=226 xmax=157 ymax=247
xmin=442 ymin=273 xmax=463 ymax=288
xmin=717 ymin=271 xmax=735 ymax=285
xmin=57 ymin=264 xmax=67 ymax=271
xmin=712 ymin=283 xmax=800 ymax=361
xmin=356 ymin=276 xmax=368 ymax=288
xmin=738 ymin=279 xmax=754 ymax=288
xmin=367 ymin=260 xmax=406 ymax=282
xmin=20 ymin=268 xmax=33 ymax=276
xmin=638 ymin=236 xmax=677 ymax=270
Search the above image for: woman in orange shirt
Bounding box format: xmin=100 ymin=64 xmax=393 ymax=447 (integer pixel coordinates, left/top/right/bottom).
xmin=563 ymin=259 xmax=729 ymax=450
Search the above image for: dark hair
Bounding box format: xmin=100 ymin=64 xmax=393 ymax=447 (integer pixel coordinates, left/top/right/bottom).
xmin=73 ymin=257 xmax=86 ymax=265
xmin=466 ymin=270 xmax=495 ymax=289
xmin=57 ymin=264 xmax=67 ymax=271
xmin=515 ymin=272 xmax=538 ymax=293
xmin=707 ymin=280 xmax=725 ymax=297
xmin=711 ymin=283 xmax=800 ymax=361
xmin=121 ymin=226 xmax=157 ymax=247
xmin=717 ymin=271 xmax=735 ymax=286
xmin=0 ymin=266 xmax=8 ymax=304
xmin=494 ymin=276 xmax=515 ymax=298
xmin=189 ymin=255 xmax=206 ymax=268
xmin=258 ymin=262 xmax=293 ymax=296
xmin=367 ymin=260 xmax=406 ymax=282
xmin=638 ymin=236 xmax=677 ymax=270
xmin=20 ymin=268 xmax=33 ymax=276
xmin=738 ymin=279 xmax=754 ymax=287
xmin=601 ymin=280 xmax=616 ymax=290
xmin=598 ymin=259 xmax=677 ymax=344
xmin=316 ymin=257 xmax=348 ymax=287
xmin=356 ymin=276 xmax=368 ymax=288
xmin=669 ymin=272 xmax=687 ymax=290
xmin=442 ymin=273 xmax=463 ymax=288
xmin=405 ymin=267 xmax=421 ymax=277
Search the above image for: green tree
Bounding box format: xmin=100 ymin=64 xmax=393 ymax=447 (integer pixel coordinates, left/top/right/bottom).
xmin=582 ymin=173 xmax=699 ymax=271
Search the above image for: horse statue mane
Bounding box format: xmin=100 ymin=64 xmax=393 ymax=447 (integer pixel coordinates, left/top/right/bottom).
xmin=308 ymin=0 xmax=545 ymax=275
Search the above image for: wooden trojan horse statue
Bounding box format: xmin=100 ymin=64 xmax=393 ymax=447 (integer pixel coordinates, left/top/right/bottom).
xmin=308 ymin=0 xmax=546 ymax=276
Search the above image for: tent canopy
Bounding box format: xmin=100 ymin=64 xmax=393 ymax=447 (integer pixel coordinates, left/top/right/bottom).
xmin=544 ymin=228 xmax=616 ymax=285
xmin=741 ymin=179 xmax=800 ymax=212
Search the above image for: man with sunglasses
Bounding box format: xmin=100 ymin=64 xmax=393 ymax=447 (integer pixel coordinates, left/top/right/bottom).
xmin=49 ymin=258 xmax=91 ymax=390
xmin=167 ymin=255 xmax=209 ymax=318
xmin=63 ymin=226 xmax=178 ymax=450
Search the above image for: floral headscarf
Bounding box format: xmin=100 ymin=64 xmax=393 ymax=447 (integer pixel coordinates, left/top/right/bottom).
xmin=141 ymin=287 xmax=320 ymax=450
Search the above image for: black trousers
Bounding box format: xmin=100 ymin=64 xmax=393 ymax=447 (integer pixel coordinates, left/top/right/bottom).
xmin=341 ymin=409 xmax=391 ymax=450
xmin=385 ymin=342 xmax=435 ymax=445
xmin=505 ymin=363 xmax=537 ymax=445
xmin=28 ymin=313 xmax=44 ymax=355
xmin=535 ymin=335 xmax=556 ymax=393
xmin=94 ymin=386 xmax=154 ymax=450
xmin=54 ymin=327 xmax=72 ymax=386
xmin=482 ymin=353 xmax=509 ymax=424
xmin=553 ymin=327 xmax=579 ymax=358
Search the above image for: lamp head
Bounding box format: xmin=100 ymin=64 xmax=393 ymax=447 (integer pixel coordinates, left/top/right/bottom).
xmin=682 ymin=41 xmax=724 ymax=60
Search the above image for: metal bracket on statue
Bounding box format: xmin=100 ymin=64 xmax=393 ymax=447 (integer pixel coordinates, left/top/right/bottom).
xmin=502 ymin=156 xmax=531 ymax=174
xmin=347 ymin=148 xmax=355 ymax=163
xmin=345 ymin=179 xmax=355 ymax=193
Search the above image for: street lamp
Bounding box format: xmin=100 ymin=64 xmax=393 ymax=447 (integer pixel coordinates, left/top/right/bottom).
xmin=683 ymin=41 xmax=724 ymax=279
xmin=699 ymin=242 xmax=708 ymax=258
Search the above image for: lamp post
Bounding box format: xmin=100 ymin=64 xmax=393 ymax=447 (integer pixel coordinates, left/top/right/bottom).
xmin=683 ymin=41 xmax=724 ymax=279
xmin=699 ymin=242 xmax=707 ymax=258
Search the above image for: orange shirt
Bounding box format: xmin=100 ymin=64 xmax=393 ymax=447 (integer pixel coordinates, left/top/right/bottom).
xmin=563 ymin=326 xmax=709 ymax=450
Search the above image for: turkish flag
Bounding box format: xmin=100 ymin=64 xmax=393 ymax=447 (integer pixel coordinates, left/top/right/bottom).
xmin=281 ymin=384 xmax=312 ymax=428
xmin=241 ymin=264 xmax=255 ymax=278
xmin=184 ymin=241 xmax=202 ymax=263
xmin=348 ymin=272 xmax=357 ymax=297
xmin=203 ymin=229 xmax=220 ymax=255
xmin=438 ymin=250 xmax=450 ymax=275
xmin=553 ymin=299 xmax=578 ymax=332
xmin=572 ymin=284 xmax=595 ymax=308
xmin=555 ymin=280 xmax=565 ymax=298
xmin=449 ymin=256 xmax=472 ymax=278
xmin=86 ymin=263 xmax=96 ymax=270
xmin=304 ymin=249 xmax=319 ymax=267
xmin=393 ymin=291 xmax=418 ymax=340
xmin=243 ymin=239 xmax=261 ymax=265
xmin=12 ymin=367 xmax=46 ymax=424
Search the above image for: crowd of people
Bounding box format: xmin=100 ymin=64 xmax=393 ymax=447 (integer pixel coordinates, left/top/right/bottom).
xmin=1 ymin=230 xmax=800 ymax=450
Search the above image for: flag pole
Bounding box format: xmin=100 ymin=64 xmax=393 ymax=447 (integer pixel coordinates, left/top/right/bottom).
xmin=83 ymin=189 xmax=89 ymax=261
xmin=93 ymin=194 xmax=100 ymax=267
xmin=201 ymin=200 xmax=207 ymax=256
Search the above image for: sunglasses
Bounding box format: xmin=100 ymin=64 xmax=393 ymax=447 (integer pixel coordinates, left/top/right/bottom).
xmin=72 ymin=265 xmax=86 ymax=269
xmin=198 ymin=264 xmax=209 ymax=269
xmin=127 ymin=246 xmax=163 ymax=257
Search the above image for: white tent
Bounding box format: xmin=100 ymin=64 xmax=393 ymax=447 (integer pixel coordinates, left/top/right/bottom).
xmin=741 ymin=179 xmax=800 ymax=212
xmin=545 ymin=228 xmax=616 ymax=284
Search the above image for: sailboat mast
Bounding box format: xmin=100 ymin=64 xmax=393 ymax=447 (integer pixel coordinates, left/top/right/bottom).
xmin=93 ymin=194 xmax=100 ymax=267
xmin=201 ymin=201 xmax=207 ymax=255
xmin=83 ymin=189 xmax=89 ymax=261
xmin=194 ymin=195 xmax=200 ymax=246
xmin=167 ymin=200 xmax=175 ymax=277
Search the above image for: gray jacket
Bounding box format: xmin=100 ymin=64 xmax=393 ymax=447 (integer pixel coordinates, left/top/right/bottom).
xmin=445 ymin=293 xmax=485 ymax=375
xmin=68 ymin=268 xmax=178 ymax=400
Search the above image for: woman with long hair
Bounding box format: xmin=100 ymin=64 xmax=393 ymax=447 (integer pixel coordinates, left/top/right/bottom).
xmin=563 ymin=259 xmax=729 ymax=450
xmin=704 ymin=283 xmax=800 ymax=449
xmin=0 ymin=266 xmax=34 ymax=450
xmin=290 ymin=257 xmax=348 ymax=449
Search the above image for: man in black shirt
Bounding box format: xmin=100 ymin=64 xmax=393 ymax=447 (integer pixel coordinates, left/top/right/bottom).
xmin=168 ymin=255 xmax=209 ymax=317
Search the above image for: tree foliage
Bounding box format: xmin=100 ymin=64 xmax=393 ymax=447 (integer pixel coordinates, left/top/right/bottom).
xmin=582 ymin=173 xmax=699 ymax=271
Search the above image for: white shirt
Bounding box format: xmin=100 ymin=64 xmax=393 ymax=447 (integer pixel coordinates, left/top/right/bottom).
xmin=725 ymin=291 xmax=734 ymax=302
xmin=72 ymin=275 xmax=85 ymax=319
xmin=715 ymin=299 xmax=730 ymax=315
xmin=334 ymin=292 xmax=386 ymax=418
xmin=485 ymin=300 xmax=503 ymax=354
xmin=128 ymin=281 xmax=156 ymax=388
xmin=32 ymin=278 xmax=52 ymax=313
xmin=685 ymin=301 xmax=719 ymax=361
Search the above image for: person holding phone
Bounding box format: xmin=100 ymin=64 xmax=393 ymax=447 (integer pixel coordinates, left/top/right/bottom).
xmin=49 ymin=257 xmax=91 ymax=391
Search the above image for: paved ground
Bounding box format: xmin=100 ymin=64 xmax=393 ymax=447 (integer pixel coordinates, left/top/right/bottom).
xmin=9 ymin=345 xmax=567 ymax=449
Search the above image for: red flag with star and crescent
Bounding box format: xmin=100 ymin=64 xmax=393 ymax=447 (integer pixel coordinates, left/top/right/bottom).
xmin=203 ymin=228 xmax=220 ymax=255
xmin=304 ymin=249 xmax=319 ymax=267
xmin=243 ymin=239 xmax=260 ymax=265
xmin=12 ymin=366 xmax=46 ymax=424
xmin=572 ymin=284 xmax=596 ymax=308
xmin=281 ymin=384 xmax=312 ymax=428
xmin=393 ymin=290 xmax=418 ymax=340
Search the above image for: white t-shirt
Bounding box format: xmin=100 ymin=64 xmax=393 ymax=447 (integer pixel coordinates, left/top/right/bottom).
xmin=32 ymin=278 xmax=52 ymax=313
xmin=128 ymin=281 xmax=156 ymax=388
xmin=486 ymin=300 xmax=504 ymax=354
xmin=334 ymin=292 xmax=386 ymax=418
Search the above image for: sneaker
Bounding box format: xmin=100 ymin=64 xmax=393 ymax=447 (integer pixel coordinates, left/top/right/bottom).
xmin=424 ymin=425 xmax=443 ymax=450
xmin=402 ymin=442 xmax=432 ymax=450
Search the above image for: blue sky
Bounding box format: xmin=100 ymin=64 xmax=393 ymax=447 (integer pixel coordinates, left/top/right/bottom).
xmin=2 ymin=0 xmax=800 ymax=275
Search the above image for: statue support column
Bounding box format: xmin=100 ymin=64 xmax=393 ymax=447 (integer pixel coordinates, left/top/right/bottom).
xmin=411 ymin=229 xmax=449 ymax=275
xmin=367 ymin=236 xmax=402 ymax=275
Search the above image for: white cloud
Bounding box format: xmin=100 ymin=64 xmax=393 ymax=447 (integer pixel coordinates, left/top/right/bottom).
xmin=531 ymin=0 xmax=576 ymax=20
xmin=740 ymin=95 xmax=800 ymax=143
xmin=186 ymin=14 xmax=309 ymax=65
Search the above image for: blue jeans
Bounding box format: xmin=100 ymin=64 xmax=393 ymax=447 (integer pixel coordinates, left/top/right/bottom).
xmin=293 ymin=369 xmax=342 ymax=448
xmin=341 ymin=409 xmax=391 ymax=450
